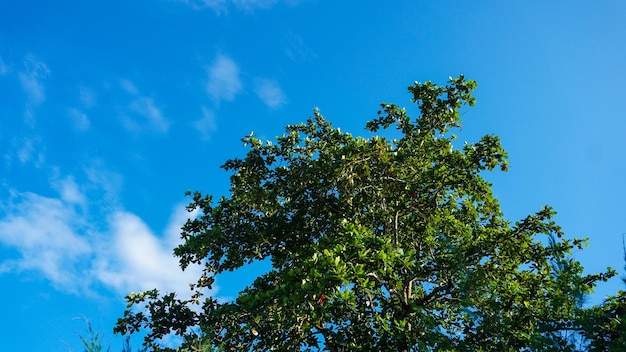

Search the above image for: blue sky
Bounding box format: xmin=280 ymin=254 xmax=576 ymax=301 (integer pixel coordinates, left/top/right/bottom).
xmin=1 ymin=1 xmax=625 ymax=350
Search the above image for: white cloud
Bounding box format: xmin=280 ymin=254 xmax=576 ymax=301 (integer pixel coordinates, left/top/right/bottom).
xmin=94 ymin=210 xmax=201 ymax=294
xmin=253 ymin=78 xmax=286 ymax=109
xmin=52 ymin=176 xmax=86 ymax=206
xmin=0 ymin=171 xmax=207 ymax=298
xmin=206 ymin=54 xmax=242 ymax=104
xmin=193 ymin=107 xmax=217 ymax=140
xmin=95 ymin=204 xmax=203 ymax=294
xmin=18 ymin=54 xmax=50 ymax=106
xmin=0 ymin=191 xmax=92 ymax=291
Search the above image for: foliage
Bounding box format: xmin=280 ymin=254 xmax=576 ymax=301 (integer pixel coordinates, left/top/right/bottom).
xmin=577 ymin=236 xmax=626 ymax=350
xmin=580 ymin=292 xmax=626 ymax=351
xmin=115 ymin=76 xmax=614 ymax=351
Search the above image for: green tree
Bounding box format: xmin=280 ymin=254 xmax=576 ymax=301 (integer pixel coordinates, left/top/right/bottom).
xmin=578 ymin=236 xmax=626 ymax=350
xmin=580 ymin=292 xmax=626 ymax=351
xmin=115 ymin=76 xmax=613 ymax=351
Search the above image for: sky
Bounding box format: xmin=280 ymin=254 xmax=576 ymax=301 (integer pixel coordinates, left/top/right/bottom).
xmin=1 ymin=0 xmax=625 ymax=350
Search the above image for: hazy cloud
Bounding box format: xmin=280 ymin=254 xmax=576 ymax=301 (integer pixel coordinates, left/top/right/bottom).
xmin=16 ymin=138 xmax=36 ymax=164
xmin=120 ymin=79 xmax=139 ymax=95
xmin=285 ymin=31 xmax=316 ymax=62
xmin=130 ymin=97 xmax=169 ymax=132
xmin=0 ymin=56 xmax=9 ymax=76
xmin=253 ymin=78 xmax=286 ymax=109
xmin=193 ymin=107 xmax=217 ymax=140
xmin=79 ymin=86 xmax=96 ymax=108
xmin=119 ymin=79 xmax=169 ymax=133
xmin=52 ymin=176 xmax=86 ymax=206
xmin=232 ymin=0 xmax=279 ymax=11
xmin=18 ymin=55 xmax=50 ymax=106
xmin=173 ymin=0 xmax=227 ymax=12
xmin=9 ymin=136 xmax=46 ymax=167
xmin=69 ymin=108 xmax=91 ymax=131
xmin=206 ymin=54 xmax=242 ymax=104
xmin=83 ymin=160 xmax=123 ymax=208
xmin=64 ymin=87 xmax=96 ymax=132
xmin=175 ymin=0 xmax=285 ymax=13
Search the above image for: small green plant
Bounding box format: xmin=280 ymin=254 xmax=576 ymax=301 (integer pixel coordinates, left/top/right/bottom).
xmin=66 ymin=316 xmax=144 ymax=352
xmin=65 ymin=316 xmax=110 ymax=352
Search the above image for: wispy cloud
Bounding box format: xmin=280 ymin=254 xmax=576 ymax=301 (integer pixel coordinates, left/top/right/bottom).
xmin=4 ymin=136 xmax=46 ymax=168
xmin=173 ymin=0 xmax=228 ymax=12
xmin=120 ymin=79 xmax=139 ymax=95
xmin=66 ymin=86 xmax=96 ymax=131
xmin=79 ymin=86 xmax=97 ymax=108
xmin=174 ymin=0 xmax=296 ymax=13
xmin=16 ymin=137 xmax=38 ymax=164
xmin=18 ymin=54 xmax=50 ymax=106
xmin=232 ymin=0 xmax=279 ymax=12
xmin=83 ymin=160 xmax=123 ymax=208
xmin=130 ymin=97 xmax=169 ymax=133
xmin=206 ymin=54 xmax=242 ymax=104
xmin=120 ymin=79 xmax=170 ymax=133
xmin=285 ymin=31 xmax=316 ymax=62
xmin=253 ymin=78 xmax=286 ymax=109
xmin=69 ymin=108 xmax=91 ymax=131
xmin=193 ymin=107 xmax=217 ymax=140
xmin=0 ymin=56 xmax=9 ymax=76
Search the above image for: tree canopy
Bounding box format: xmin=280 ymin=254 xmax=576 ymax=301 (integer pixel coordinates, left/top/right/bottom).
xmin=114 ymin=76 xmax=615 ymax=351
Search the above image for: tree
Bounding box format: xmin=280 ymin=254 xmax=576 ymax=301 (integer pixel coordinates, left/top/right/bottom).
xmin=578 ymin=236 xmax=626 ymax=350
xmin=115 ymin=76 xmax=613 ymax=351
